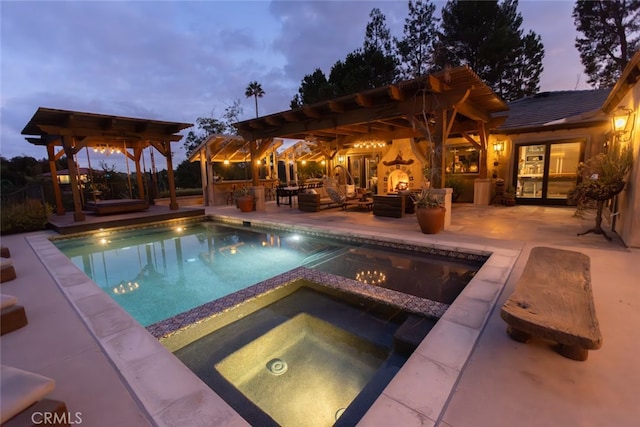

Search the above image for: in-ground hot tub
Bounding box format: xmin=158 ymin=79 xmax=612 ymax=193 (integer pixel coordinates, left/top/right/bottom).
xmin=171 ymin=280 xmax=437 ymax=427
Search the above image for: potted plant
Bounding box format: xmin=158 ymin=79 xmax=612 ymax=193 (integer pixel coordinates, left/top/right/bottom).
xmin=572 ymin=144 xmax=633 ymax=240
xmin=234 ymin=187 xmax=254 ymax=212
xmin=412 ymin=186 xmax=445 ymax=234
xmin=503 ymin=185 xmax=516 ymax=206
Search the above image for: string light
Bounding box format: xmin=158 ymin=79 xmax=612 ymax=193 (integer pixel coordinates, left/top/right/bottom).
xmin=92 ymin=144 xmax=122 ymax=155
xmin=354 ymin=141 xmax=386 ymax=149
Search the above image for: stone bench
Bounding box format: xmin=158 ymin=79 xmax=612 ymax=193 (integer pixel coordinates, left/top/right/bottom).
xmin=500 ymin=246 xmax=603 ymax=361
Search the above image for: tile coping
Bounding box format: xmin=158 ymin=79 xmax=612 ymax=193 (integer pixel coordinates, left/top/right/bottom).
xmin=27 ymin=215 xmax=520 ymax=426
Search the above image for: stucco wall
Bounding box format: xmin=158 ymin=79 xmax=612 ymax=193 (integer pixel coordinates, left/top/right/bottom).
xmin=613 ymin=85 xmax=640 ymax=248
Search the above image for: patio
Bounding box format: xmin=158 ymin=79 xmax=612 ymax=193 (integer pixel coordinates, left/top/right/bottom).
xmin=1 ymin=202 xmax=638 ymax=426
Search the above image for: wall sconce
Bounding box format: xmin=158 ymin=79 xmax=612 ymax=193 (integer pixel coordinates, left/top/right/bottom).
xmin=492 ymin=140 xmax=505 ymax=167
xmin=338 ymin=155 xmax=345 ymax=163
xmin=492 ymin=140 xmax=505 ymax=157
xmin=611 ymin=106 xmax=635 ymax=141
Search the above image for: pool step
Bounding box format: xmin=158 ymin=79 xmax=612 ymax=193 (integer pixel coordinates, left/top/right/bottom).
xmin=393 ymin=314 xmax=437 ymax=356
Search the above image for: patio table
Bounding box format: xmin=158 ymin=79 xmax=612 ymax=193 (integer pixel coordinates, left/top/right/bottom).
xmin=276 ymin=186 xmax=299 ymax=207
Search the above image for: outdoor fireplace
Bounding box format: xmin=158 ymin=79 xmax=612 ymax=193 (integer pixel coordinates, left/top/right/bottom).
xmin=378 ymin=138 xmax=427 ymax=195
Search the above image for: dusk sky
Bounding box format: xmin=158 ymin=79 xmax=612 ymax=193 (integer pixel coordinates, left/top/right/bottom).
xmin=0 ymin=0 xmax=589 ymax=170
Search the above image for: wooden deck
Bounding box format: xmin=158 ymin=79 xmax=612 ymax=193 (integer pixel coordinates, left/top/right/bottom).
xmin=47 ymin=204 xmax=205 ymax=235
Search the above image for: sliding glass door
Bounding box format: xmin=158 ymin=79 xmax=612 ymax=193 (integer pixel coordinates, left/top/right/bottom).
xmin=515 ymin=141 xmax=583 ymax=204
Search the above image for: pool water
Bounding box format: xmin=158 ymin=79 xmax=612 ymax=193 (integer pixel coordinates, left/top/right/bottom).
xmin=216 ymin=313 xmax=387 ymax=427
xmin=54 ymin=221 xmax=482 ymax=326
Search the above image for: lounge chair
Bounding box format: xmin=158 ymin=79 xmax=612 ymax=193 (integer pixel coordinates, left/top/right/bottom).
xmin=0 ymin=365 xmax=68 ymax=426
xmin=1 ymin=257 xmax=17 ymax=283
xmin=1 ymin=294 xmax=28 ymax=335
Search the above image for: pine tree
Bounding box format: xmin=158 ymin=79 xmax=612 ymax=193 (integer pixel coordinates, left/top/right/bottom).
xmin=395 ymin=0 xmax=439 ymax=79
xmin=573 ymin=0 xmax=640 ymax=88
xmin=290 ymin=68 xmax=333 ymax=107
xmin=435 ymin=0 xmax=543 ymax=101
xmin=364 ymin=8 xmax=394 ymax=57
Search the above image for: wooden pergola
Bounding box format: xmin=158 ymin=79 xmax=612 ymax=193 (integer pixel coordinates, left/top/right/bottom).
xmin=22 ymin=107 xmax=192 ymax=221
xmin=235 ymin=65 xmax=509 ymax=188
xmin=188 ymin=134 xmax=282 ymax=205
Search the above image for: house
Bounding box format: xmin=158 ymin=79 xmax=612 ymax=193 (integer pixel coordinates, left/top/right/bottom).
xmin=201 ymin=57 xmax=640 ymax=246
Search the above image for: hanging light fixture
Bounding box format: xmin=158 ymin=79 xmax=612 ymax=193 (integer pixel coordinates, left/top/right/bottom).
xmin=93 ymin=143 xmax=122 ymax=156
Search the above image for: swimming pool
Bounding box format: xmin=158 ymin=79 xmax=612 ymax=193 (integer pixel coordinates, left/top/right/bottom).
xmin=54 ymin=220 xmax=485 ymax=326
xmin=30 ymin=216 xmax=518 ymax=426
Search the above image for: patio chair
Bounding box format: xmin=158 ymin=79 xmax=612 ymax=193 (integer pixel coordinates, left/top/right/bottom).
xmin=1 ymin=294 xmax=28 ymax=335
xmin=1 ymin=365 xmax=68 ymax=426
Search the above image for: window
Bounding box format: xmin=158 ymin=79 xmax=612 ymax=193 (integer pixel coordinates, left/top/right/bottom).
xmin=445 ymin=146 xmax=480 ymax=174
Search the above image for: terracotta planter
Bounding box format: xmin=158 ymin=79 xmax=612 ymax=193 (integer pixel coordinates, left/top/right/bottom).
xmin=415 ymin=206 xmax=446 ymax=234
xmin=237 ymin=196 xmax=254 ymax=212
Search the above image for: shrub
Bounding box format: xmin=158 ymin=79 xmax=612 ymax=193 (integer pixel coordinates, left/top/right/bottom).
xmin=445 ymin=174 xmax=465 ymax=202
xmin=1 ymin=199 xmax=52 ymax=234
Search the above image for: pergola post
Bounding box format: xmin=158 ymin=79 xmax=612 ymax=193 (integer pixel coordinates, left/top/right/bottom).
xmin=250 ymin=140 xmax=259 ymax=186
xmin=205 ymin=144 xmax=214 ymax=206
xmin=62 ymin=136 xmax=85 ymax=221
xmin=284 ymin=154 xmax=291 ymax=184
xmin=164 ymin=141 xmax=179 ymax=210
xmin=271 ymin=150 xmax=279 ymax=181
xmin=292 ymin=154 xmax=299 ymax=183
xmin=47 ymin=144 xmax=65 ymax=216
xmin=134 ymin=146 xmax=145 ymax=200
xmin=199 ymin=148 xmax=207 ymax=206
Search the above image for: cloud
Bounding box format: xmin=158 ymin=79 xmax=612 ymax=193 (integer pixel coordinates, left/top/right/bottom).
xmin=269 ymin=0 xmax=406 ymax=81
xmin=1 ymin=0 xmax=593 ymax=168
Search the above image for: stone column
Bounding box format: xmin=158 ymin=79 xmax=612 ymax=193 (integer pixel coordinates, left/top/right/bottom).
xmin=473 ymin=178 xmax=492 ymax=205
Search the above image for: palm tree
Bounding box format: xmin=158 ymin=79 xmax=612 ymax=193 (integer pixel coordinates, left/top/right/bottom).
xmin=245 ymin=81 xmax=265 ymax=118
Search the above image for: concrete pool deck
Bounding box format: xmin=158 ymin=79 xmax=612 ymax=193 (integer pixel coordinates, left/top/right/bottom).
xmin=1 ymin=202 xmax=638 ymax=426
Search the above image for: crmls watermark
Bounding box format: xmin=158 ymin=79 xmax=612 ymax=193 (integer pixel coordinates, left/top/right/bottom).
xmin=31 ymin=411 xmax=83 ymax=425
